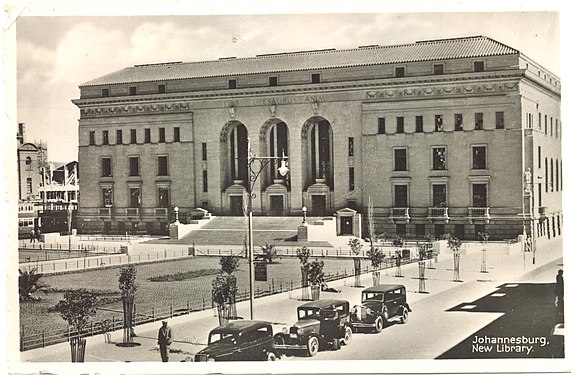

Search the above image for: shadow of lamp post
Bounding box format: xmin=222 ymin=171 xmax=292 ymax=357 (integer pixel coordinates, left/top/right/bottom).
xmin=245 ymin=137 xmax=288 ymax=319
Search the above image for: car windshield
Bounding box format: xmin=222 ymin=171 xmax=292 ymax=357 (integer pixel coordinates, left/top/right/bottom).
xmin=209 ymin=332 xmax=239 ymax=345
xmin=298 ymin=307 xmax=321 ymax=320
xmin=363 ymin=292 xmax=384 ymax=302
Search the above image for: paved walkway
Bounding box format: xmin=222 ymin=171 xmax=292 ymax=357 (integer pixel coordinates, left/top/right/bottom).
xmin=19 ymin=236 xmax=562 ymax=363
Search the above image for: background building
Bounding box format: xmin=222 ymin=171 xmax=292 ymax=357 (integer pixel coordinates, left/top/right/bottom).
xmin=72 ymin=36 xmax=561 ymax=240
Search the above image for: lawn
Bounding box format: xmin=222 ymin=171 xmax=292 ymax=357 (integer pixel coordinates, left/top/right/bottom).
xmin=20 ymin=255 xmax=372 ymax=339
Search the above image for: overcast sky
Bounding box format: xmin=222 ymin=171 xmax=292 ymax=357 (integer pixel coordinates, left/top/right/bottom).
xmin=13 ymin=8 xmax=561 ymax=162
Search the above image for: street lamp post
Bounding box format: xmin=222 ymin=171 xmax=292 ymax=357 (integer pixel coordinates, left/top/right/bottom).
xmin=302 ymin=206 xmax=307 ymax=225
xmin=245 ymin=137 xmax=288 ymax=319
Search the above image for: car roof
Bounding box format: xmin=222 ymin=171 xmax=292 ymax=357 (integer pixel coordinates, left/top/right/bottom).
xmin=362 ymin=284 xmax=406 ymax=293
xmin=209 ymin=320 xmax=272 ymax=334
xmin=299 ymin=299 xmax=349 ymax=309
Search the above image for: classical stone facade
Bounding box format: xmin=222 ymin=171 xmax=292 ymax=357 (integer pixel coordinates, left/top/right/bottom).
xmin=72 ymin=36 xmax=561 ymax=240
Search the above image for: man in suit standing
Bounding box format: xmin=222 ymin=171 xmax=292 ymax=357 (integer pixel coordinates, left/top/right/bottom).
xmin=157 ymin=320 xmax=173 ymax=362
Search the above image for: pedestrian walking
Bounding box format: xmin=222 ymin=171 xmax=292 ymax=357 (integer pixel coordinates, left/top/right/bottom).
xmin=555 ymin=269 xmax=564 ymax=311
xmin=157 ymin=320 xmax=173 ymax=362
xmin=30 ymin=229 xmax=35 ymax=243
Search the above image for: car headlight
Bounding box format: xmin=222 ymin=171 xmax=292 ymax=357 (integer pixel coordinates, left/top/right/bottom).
xmin=282 ymin=327 xmax=288 ymax=335
xmin=296 ymin=328 xmax=304 ymax=335
xmin=207 ymin=357 xmax=216 ymax=362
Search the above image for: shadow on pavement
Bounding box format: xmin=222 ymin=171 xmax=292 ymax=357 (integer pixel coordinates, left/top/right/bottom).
xmin=438 ymin=282 xmax=564 ymax=359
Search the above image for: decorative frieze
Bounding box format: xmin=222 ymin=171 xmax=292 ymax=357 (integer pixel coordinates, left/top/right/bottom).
xmin=366 ymin=82 xmax=519 ymax=100
xmin=80 ymin=101 xmax=191 ymax=118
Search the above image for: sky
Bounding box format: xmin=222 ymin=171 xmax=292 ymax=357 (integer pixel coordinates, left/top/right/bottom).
xmin=10 ymin=5 xmax=563 ymax=163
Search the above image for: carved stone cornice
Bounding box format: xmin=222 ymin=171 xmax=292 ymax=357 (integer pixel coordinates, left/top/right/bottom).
xmin=79 ymin=101 xmax=191 ymax=118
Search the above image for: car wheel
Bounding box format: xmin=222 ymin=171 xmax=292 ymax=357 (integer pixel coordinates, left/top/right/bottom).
xmin=374 ymin=317 xmax=384 ymax=333
xmin=307 ymin=336 xmax=319 ymax=357
xmin=266 ymin=351 xmax=277 ymax=361
xmin=400 ymin=308 xmax=409 ymax=324
xmin=274 ymin=334 xmax=286 ymax=346
xmin=342 ymin=326 xmax=352 ymax=345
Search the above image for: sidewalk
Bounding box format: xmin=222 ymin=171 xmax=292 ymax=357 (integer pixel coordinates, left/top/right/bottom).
xmin=20 ymin=236 xmax=562 ymax=362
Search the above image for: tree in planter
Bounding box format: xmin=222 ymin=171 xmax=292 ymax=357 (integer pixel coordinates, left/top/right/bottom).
xmin=367 ymin=247 xmax=385 ymax=286
xmin=348 ymin=238 xmax=364 ymax=287
xmin=257 ymin=242 xmax=279 ymax=264
xmin=296 ymin=246 xmax=311 ymax=300
xmin=18 ymin=268 xmax=47 ymax=301
xmin=424 ymin=233 xmax=435 ymax=268
xmin=478 ymin=232 xmax=489 ymax=273
xmin=212 ymin=256 xmax=240 ymax=324
xmin=447 ymin=235 xmax=463 ymax=282
xmin=307 ymin=259 xmax=325 ymax=300
xmin=54 ymin=289 xmax=97 ymax=362
xmin=417 ymin=241 xmax=429 ymax=293
xmin=118 ymin=264 xmax=138 ymax=347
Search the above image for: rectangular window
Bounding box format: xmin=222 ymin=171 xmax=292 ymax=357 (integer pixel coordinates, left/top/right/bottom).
xmin=432 ymin=147 xmax=446 ymax=170
xmin=102 ymin=188 xmax=113 ymax=207
xmin=455 ymin=224 xmax=465 ymax=240
xmin=129 ymin=188 xmax=140 ymax=208
xmin=349 ymin=167 xmax=355 ymax=191
xmin=348 ymin=137 xmax=354 ymax=157
xmin=157 ymin=156 xmax=168 ymax=176
xmin=474 ymin=61 xmax=485 ymax=72
xmin=203 ymin=170 xmax=208 ymax=192
xmin=26 ymin=178 xmax=32 ymax=194
xmin=129 ymin=86 xmax=137 ymax=95
xmin=102 ymin=88 xmax=109 ymax=97
xmin=538 ymin=146 xmax=541 ymax=168
xmin=556 ymin=120 xmax=559 ymax=137
xmin=158 ymin=188 xmax=169 ymax=208
xmin=495 ymin=112 xmax=504 ymax=129
xmin=228 ymin=79 xmax=237 ymax=89
xmin=130 ymin=129 xmax=137 ymax=144
xmin=269 ymin=76 xmax=278 ymax=86
xmin=432 ymin=184 xmax=447 ymax=207
xmin=415 ymin=116 xmax=423 ymax=133
xmin=395 ymin=67 xmax=405 ymax=78
xmin=550 ymin=117 xmax=553 ymax=136
xmin=433 ymin=64 xmax=444 ymax=75
xmin=396 ymin=117 xmax=404 ymax=133
xmin=116 ymin=129 xmax=123 ymax=145
xmin=472 ymin=146 xmax=487 ymax=169
xmin=311 ymin=73 xmax=321 ymax=84
xmin=144 ymin=128 xmax=151 ymax=143
xmin=101 ymin=157 xmax=112 ymax=177
xmin=89 ymin=131 xmax=95 ymax=145
xmin=173 ymin=127 xmax=180 ymax=142
xmin=475 ymin=113 xmax=484 ymax=130
xmin=394 ymin=149 xmax=407 ymax=171
xmin=159 ymin=128 xmax=165 ymax=143
xmin=474 ymin=224 xmax=486 ymax=237
xmin=129 ymin=157 xmax=139 ymax=176
xmin=202 ymin=143 xmax=208 ymax=161
xmin=435 ymin=115 xmax=443 ymax=132
xmin=454 ymin=114 xmax=463 ymax=131
xmin=378 ymin=118 xmax=386 ymax=134
xmin=158 ymin=84 xmax=166 ymax=94
xmin=472 ymin=184 xmax=487 ymax=207
xmin=396 ymin=224 xmax=406 ymax=236
xmin=102 ymin=130 xmax=109 ymax=145
xmin=539 ymin=113 xmax=542 ymax=129
xmin=394 ymin=185 xmax=408 ymax=207
xmin=545 ymin=115 xmax=548 ymax=134
xmin=415 ymin=224 xmax=426 ymax=237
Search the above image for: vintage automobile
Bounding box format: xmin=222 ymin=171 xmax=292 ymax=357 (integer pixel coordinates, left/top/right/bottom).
xmin=350 ymin=284 xmax=411 ymax=333
xmin=273 ymin=299 xmax=352 ymax=357
xmin=194 ymin=320 xmax=278 ymax=361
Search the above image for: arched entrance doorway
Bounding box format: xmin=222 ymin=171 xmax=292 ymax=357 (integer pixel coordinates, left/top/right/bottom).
xmin=220 ymin=121 xmax=249 ymax=215
xmin=260 ymin=119 xmax=290 ymax=215
xmin=301 ymin=117 xmax=334 ymax=216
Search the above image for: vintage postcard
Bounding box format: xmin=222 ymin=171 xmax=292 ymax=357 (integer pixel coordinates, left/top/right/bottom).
xmin=4 ymin=1 xmax=568 ymax=374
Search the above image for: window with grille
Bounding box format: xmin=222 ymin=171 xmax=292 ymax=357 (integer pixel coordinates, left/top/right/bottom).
xmin=472 ymin=146 xmax=487 ymax=169
xmin=432 ymin=147 xmax=446 ymax=170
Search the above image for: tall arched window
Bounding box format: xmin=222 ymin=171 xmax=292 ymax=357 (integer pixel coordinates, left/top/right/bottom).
xmin=26 ymin=177 xmax=32 ymax=194
xmin=25 ymin=157 xmax=32 ymax=171
xmin=556 ymin=159 xmax=559 ymax=191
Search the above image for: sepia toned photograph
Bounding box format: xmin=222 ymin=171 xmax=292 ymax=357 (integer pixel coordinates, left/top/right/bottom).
xmin=5 ymin=2 xmax=567 ymax=374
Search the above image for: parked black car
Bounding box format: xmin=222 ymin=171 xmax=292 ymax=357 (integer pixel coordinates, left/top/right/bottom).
xmin=273 ymin=299 xmax=352 ymax=357
xmin=194 ymin=320 xmax=278 ymax=361
xmin=350 ymin=284 xmax=411 ymax=333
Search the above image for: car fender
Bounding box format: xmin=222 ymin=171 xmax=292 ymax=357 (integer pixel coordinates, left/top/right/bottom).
xmin=403 ymin=303 xmax=411 ymax=312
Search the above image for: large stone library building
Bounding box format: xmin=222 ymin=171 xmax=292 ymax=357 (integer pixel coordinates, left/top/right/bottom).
xmin=72 ymin=36 xmax=561 ymax=240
